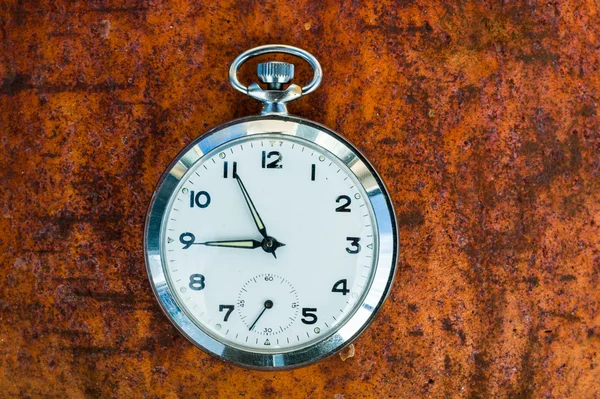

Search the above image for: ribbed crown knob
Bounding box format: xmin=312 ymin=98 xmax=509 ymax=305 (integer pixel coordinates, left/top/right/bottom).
xmin=257 ymin=62 xmax=295 ymax=86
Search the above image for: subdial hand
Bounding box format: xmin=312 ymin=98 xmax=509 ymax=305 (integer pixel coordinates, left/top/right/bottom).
xmin=248 ymin=299 xmax=273 ymax=331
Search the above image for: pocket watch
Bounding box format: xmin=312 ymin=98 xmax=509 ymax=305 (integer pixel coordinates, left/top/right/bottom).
xmin=144 ymin=45 xmax=398 ymax=369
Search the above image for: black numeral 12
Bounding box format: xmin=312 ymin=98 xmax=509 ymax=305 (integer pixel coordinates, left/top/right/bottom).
xmin=262 ymin=151 xmax=282 ymax=169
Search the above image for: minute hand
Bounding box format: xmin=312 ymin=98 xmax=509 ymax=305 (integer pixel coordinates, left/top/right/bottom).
xmin=235 ymin=175 xmax=268 ymax=238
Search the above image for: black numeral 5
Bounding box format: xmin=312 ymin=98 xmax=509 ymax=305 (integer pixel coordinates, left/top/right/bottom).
xmin=301 ymin=308 xmax=318 ymax=324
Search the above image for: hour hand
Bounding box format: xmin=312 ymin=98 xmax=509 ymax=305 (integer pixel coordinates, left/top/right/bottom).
xmin=200 ymin=239 xmax=263 ymax=249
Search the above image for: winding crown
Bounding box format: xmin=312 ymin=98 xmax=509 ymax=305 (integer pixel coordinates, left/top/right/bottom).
xmin=257 ymin=62 xmax=295 ymax=85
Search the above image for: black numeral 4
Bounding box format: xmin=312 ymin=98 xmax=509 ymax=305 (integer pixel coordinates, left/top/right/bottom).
xmin=332 ymin=279 xmax=350 ymax=295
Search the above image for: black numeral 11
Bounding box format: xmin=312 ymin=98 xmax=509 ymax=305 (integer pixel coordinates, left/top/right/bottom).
xmin=223 ymin=161 xmax=237 ymax=179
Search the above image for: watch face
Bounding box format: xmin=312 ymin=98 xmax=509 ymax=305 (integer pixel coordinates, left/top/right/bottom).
xmin=145 ymin=116 xmax=397 ymax=369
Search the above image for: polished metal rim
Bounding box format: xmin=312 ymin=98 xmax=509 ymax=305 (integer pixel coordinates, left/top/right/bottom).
xmin=144 ymin=115 xmax=398 ymax=369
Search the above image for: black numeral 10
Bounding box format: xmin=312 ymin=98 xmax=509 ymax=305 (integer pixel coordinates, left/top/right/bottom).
xmin=189 ymin=190 xmax=211 ymax=208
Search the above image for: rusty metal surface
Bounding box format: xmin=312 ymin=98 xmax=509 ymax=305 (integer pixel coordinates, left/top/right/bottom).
xmin=1 ymin=1 xmax=600 ymax=398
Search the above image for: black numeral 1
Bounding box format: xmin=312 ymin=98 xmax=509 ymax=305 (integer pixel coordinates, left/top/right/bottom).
xmin=311 ymin=164 xmax=316 ymax=181
xmin=223 ymin=161 xmax=237 ymax=179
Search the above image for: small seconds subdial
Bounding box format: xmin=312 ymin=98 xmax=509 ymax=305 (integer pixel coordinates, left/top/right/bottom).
xmin=237 ymin=274 xmax=300 ymax=336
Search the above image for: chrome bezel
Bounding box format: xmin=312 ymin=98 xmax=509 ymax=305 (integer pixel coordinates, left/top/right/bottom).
xmin=144 ymin=115 xmax=398 ymax=369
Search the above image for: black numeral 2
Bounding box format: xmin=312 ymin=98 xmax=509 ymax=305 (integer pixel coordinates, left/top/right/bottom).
xmin=190 ymin=190 xmax=211 ymax=208
xmin=301 ymin=308 xmax=318 ymax=324
xmin=219 ymin=305 xmax=234 ymax=321
xmin=262 ymin=151 xmax=282 ymax=169
xmin=223 ymin=161 xmax=237 ymax=179
xmin=335 ymin=195 xmax=351 ymax=212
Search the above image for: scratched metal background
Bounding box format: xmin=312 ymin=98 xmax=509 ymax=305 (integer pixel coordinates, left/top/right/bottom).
xmin=1 ymin=1 xmax=600 ymax=398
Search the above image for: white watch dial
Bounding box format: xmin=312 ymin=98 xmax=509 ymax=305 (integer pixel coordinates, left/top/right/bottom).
xmin=162 ymin=134 xmax=378 ymax=352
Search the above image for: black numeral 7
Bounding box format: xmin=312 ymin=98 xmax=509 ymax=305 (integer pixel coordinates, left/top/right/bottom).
xmin=219 ymin=305 xmax=234 ymax=321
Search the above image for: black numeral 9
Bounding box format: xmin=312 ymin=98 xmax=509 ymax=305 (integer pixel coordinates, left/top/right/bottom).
xmin=179 ymin=232 xmax=196 ymax=249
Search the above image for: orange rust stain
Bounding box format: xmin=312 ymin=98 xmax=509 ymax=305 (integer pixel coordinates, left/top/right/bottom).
xmin=1 ymin=1 xmax=600 ymax=398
